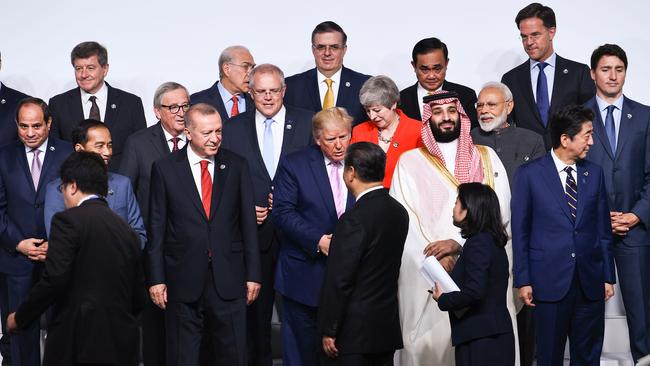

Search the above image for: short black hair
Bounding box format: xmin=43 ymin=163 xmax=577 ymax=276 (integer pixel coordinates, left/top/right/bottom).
xmin=549 ymin=105 xmax=594 ymax=149
xmin=71 ymin=119 xmax=107 ymax=145
xmin=70 ymin=41 xmax=108 ymax=66
xmin=456 ymin=183 xmax=508 ymax=247
xmin=411 ymin=37 xmax=448 ymax=63
xmin=515 ymin=3 xmax=556 ymax=29
xmin=590 ymin=43 xmax=628 ymax=70
xmin=311 ymin=21 xmax=347 ymax=45
xmin=59 ymin=151 xmax=108 ymax=197
xmin=344 ymin=142 xmax=386 ymax=183
xmin=15 ymin=97 xmax=50 ymax=123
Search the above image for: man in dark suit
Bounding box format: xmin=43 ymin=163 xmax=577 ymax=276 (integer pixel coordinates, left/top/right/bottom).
xmin=273 ymin=107 xmax=356 ymax=366
xmin=147 ymin=103 xmax=261 ymax=366
xmin=399 ymin=37 xmax=478 ymax=129
xmin=584 ymin=44 xmax=650 ymax=363
xmin=284 ymin=21 xmax=370 ymax=126
xmin=0 ymin=98 xmax=72 ymax=366
xmin=222 ymin=64 xmax=313 ymax=366
xmin=0 ymin=51 xmax=30 ymax=149
xmin=6 ymin=151 xmax=143 ymax=366
xmin=191 ymin=46 xmax=255 ymax=122
xmin=501 ymin=3 xmax=595 ymax=149
xmin=319 ymin=142 xmax=408 ymax=365
xmin=49 ymin=41 xmax=147 ymax=172
xmin=120 ymin=81 xmax=189 ymax=366
xmin=512 ymin=105 xmax=616 ymax=365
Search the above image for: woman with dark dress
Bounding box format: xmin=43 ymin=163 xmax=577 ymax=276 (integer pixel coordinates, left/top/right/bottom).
xmin=431 ymin=182 xmax=515 ymax=366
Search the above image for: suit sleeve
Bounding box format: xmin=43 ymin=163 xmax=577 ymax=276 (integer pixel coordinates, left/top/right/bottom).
xmin=239 ymin=159 xmax=262 ymax=283
xmin=577 ymin=64 xmax=596 ymax=105
xmin=630 ymin=111 xmax=650 ymax=226
xmin=0 ymin=169 xmax=25 ymax=253
xmin=43 ymin=181 xmax=66 ymax=239
xmin=130 ymin=96 xmax=147 ymax=134
xmin=596 ymin=169 xmax=615 ymax=284
xmin=511 ymin=165 xmax=533 ymax=288
xmin=438 ymin=236 xmax=492 ymax=312
xmin=15 ymin=212 xmax=79 ymax=328
xmin=146 ymin=161 xmax=167 ymax=286
xmin=124 ymin=179 xmax=147 ymax=250
xmin=318 ymin=215 xmax=365 ymax=337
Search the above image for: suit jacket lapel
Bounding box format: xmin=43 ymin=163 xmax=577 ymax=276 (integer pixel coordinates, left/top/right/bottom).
xmin=174 ymin=149 xmax=207 ymax=219
xmin=309 ymin=147 xmax=337 ymax=219
xmin=152 ymin=123 xmax=170 ymax=155
xmin=307 ymin=69 xmax=322 ymax=111
xmin=588 ymin=98 xmax=615 ymax=158
xmin=210 ymin=151 xmax=230 ymax=221
xmin=36 ymin=139 xmax=60 ymax=194
xmin=337 ymin=67 xmax=354 ymax=108
xmin=575 ymin=161 xmax=590 ymax=224
xmin=104 ymin=83 xmax=119 ymax=127
xmin=616 ymin=97 xmax=635 ymax=157
xmin=280 ymin=108 xmax=297 ymax=156
xmin=405 ymin=83 xmax=421 ymax=120
xmin=517 ymin=61 xmax=543 ymax=127
xmin=247 ymin=114 xmax=271 ymax=180
xmin=71 ymin=88 xmax=85 ymax=125
xmin=540 ymin=155 xmax=573 ymax=223
xmin=16 ymin=143 xmax=35 ymax=194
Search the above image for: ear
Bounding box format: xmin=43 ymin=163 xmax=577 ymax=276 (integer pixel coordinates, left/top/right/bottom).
xmin=45 ymin=117 xmax=52 ymax=130
xmin=154 ymin=106 xmax=162 ymax=120
xmin=548 ymin=26 xmax=556 ymax=41
xmin=505 ymin=100 xmax=514 ymax=115
xmin=590 ymin=68 xmax=596 ymax=82
xmin=74 ymin=143 xmax=84 ymax=152
xmin=102 ymin=63 xmax=110 ymax=77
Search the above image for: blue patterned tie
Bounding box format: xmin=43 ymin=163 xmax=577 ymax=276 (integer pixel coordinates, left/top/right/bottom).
xmin=536 ymin=62 xmax=550 ymax=127
xmin=605 ymin=105 xmax=617 ymax=154
xmin=263 ymin=118 xmax=276 ymax=177
xmin=564 ymin=166 xmax=577 ymax=221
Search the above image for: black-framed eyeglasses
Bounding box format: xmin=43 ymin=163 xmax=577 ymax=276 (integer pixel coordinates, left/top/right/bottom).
xmin=57 ymin=182 xmax=66 ymax=193
xmin=312 ymin=44 xmax=345 ymax=53
xmin=228 ymin=62 xmax=256 ymax=73
xmin=252 ymin=88 xmax=283 ymax=97
xmin=161 ymin=103 xmax=190 ymax=114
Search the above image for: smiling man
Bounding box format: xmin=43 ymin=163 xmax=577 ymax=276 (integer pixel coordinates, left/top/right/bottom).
xmin=501 ymin=3 xmax=595 ymax=150
xmin=48 ymin=41 xmax=147 ymax=172
xmin=284 ymin=21 xmax=370 ymax=126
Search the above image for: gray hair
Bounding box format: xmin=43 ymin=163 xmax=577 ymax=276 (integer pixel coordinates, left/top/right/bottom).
xmin=480 ymin=81 xmax=513 ymax=101
xmin=249 ymin=63 xmax=285 ymax=90
xmin=359 ymin=75 xmax=400 ymax=109
xmin=153 ymin=82 xmax=189 ymax=108
xmin=218 ymin=45 xmax=251 ymax=79
xmin=185 ymin=103 xmax=220 ymax=128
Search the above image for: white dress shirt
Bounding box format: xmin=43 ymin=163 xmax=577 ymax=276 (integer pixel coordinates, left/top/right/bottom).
xmin=438 ymin=139 xmax=459 ymax=176
xmin=80 ymin=82 xmax=108 ymax=121
xmin=161 ymin=127 xmax=186 ymax=152
xmin=24 ymin=138 xmax=48 ymax=168
xmin=317 ymin=68 xmax=342 ymax=107
xmin=530 ymin=52 xmax=556 ymax=103
xmin=255 ymin=107 xmax=286 ymax=169
xmin=417 ymin=82 xmax=443 ymax=119
xmin=187 ymin=145 xmax=215 ymax=198
xmin=551 ymin=148 xmax=577 ymax=192
xmin=595 ymin=94 xmax=624 ymax=146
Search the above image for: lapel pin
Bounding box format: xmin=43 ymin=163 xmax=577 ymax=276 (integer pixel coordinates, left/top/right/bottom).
xmin=583 ymin=171 xmax=589 ymax=176
xmin=627 ymin=113 xmax=632 ymax=119
xmin=111 ymin=104 xmax=117 ymax=109
xmin=563 ymin=69 xmax=569 ymax=74
xmin=0 ymin=99 xmax=5 ymax=104
xmin=286 ymin=124 xmax=292 ymax=130
xmin=494 ymin=172 xmax=499 ymax=178
xmin=220 ymin=164 xmax=226 ymax=170
xmin=49 ymin=146 xmax=55 ymax=151
xmin=345 ymin=82 xmax=351 ymax=87
xmin=108 ymin=189 xmax=114 ymax=196
xmin=524 ymin=155 xmax=530 ymax=161
xmin=393 ymin=142 xmax=399 ymax=148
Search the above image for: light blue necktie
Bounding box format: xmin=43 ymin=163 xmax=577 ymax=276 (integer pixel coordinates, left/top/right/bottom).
xmin=263 ymin=118 xmax=276 ymax=177
xmin=605 ymin=105 xmax=617 ymax=154
xmin=536 ymin=62 xmax=550 ymax=127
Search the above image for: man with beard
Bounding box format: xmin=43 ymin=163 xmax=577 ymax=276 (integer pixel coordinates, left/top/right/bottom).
xmin=471 ymin=82 xmax=545 ymax=186
xmin=390 ymin=90 xmax=519 ymax=365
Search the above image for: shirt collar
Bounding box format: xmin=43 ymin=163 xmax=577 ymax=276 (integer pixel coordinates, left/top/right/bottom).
xmin=551 ymin=148 xmax=576 ymax=174
xmin=530 ymin=52 xmax=557 ymax=71
xmin=317 ymin=68 xmax=342 ymax=85
xmin=77 ymin=194 xmax=100 ymax=206
xmin=161 ymin=125 xmax=186 ymax=143
xmin=255 ymin=106 xmax=286 ymax=126
xmin=80 ymin=82 xmax=108 ymax=102
xmin=417 ymin=81 xmax=443 ymax=94
xmin=217 ymin=81 xmax=239 ymax=105
xmin=186 ymin=143 xmax=214 ymax=166
xmin=356 ymin=185 xmax=383 ymax=201
xmin=595 ymin=94 xmax=624 ymax=112
xmin=24 ymin=138 xmax=49 ymax=154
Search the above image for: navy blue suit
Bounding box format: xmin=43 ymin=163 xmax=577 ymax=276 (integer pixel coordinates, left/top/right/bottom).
xmin=512 ymin=153 xmax=615 ymax=365
xmin=585 ymin=96 xmax=650 ymax=361
xmin=272 ymin=145 xmax=354 ymax=366
xmin=0 ymin=138 xmax=72 ymax=366
xmin=284 ymin=66 xmax=370 ymax=126
xmin=191 ymin=81 xmax=254 ymax=123
xmin=44 ymin=173 xmax=147 ymax=248
xmin=0 ymin=84 xmax=29 ymax=148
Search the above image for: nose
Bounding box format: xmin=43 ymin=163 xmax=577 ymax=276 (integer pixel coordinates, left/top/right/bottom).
xmin=608 ymin=69 xmax=617 ymax=80
xmin=442 ymin=110 xmax=452 ymax=121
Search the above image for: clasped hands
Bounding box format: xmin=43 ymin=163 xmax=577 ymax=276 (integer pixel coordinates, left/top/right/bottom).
xmin=423 ymin=239 xmax=461 ymax=273
xmin=16 ymin=238 xmax=48 ymax=262
xmin=610 ymin=211 xmax=639 ymax=236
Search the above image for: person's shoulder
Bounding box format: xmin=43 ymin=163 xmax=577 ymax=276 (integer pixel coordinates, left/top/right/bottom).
xmin=2 ymin=84 xmax=29 ymax=100
xmin=49 ymin=137 xmax=73 ymax=153
xmin=502 ymin=59 xmax=529 ymax=79
xmin=285 ymin=68 xmax=314 ymax=84
xmin=107 ymin=83 xmax=143 ymax=102
xmin=286 ymin=105 xmax=315 ymax=121
xmin=190 ymin=81 xmax=218 ymax=100
xmin=512 ymin=126 xmax=544 ymax=140
xmin=624 ymin=96 xmax=650 ymax=113
xmin=444 ymin=80 xmax=476 ymax=95
xmin=556 ymin=54 xmax=589 ymax=70
xmin=341 ymin=66 xmax=371 ymax=82
xmin=108 ymin=172 xmax=131 ymax=185
xmin=399 ymin=82 xmax=418 ymax=95
xmin=128 ymin=123 xmax=158 ymax=140
xmin=49 ymin=87 xmax=78 ymax=102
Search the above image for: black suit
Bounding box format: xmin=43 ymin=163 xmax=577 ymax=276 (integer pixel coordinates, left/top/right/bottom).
xmin=147 ymin=147 xmax=261 ymax=366
xmin=501 ymin=55 xmax=595 ymax=149
xmin=14 ymin=198 xmax=143 ymax=366
xmin=223 ymin=106 xmax=313 ymax=365
xmin=49 ymin=83 xmax=147 ymax=172
xmin=318 ymin=188 xmax=408 ymax=365
xmin=191 ymin=81 xmax=254 ymax=122
xmin=438 ymin=232 xmax=514 ymax=366
xmin=0 ymin=83 xmax=29 ymax=148
xmin=399 ymin=80 xmax=479 ymax=129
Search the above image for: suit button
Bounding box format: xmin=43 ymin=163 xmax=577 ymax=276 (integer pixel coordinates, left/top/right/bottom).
xmin=496 ymin=148 xmax=501 ymax=153
xmin=34 ymin=204 xmax=40 ymax=208
xmin=571 ymin=252 xmax=576 ymax=258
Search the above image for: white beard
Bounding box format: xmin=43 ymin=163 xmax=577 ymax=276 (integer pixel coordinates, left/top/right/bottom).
xmin=479 ymin=112 xmax=507 ymax=132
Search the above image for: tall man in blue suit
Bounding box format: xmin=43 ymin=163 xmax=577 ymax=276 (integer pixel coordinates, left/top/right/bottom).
xmin=512 ymin=105 xmax=616 ymax=365
xmin=43 ymin=119 xmax=146 ymax=248
xmin=273 ymin=107 xmax=355 ymax=366
xmin=223 ymin=63 xmax=313 ymax=366
xmin=584 ymin=44 xmax=650 ymax=363
xmin=0 ymin=51 xmax=30 ymax=148
xmin=284 ymin=21 xmax=370 ymax=126
xmin=0 ymin=98 xmax=72 ymax=366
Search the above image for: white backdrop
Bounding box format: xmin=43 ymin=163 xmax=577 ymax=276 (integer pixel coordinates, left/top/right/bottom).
xmin=1 ymin=0 xmax=649 ymax=125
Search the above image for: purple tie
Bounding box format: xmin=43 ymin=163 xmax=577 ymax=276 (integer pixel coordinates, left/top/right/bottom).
xmin=329 ymin=161 xmax=344 ymax=218
xmin=31 ymin=149 xmax=42 ymax=189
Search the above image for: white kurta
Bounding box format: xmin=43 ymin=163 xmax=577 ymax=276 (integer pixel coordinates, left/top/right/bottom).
xmin=390 ymin=147 xmax=520 ymax=366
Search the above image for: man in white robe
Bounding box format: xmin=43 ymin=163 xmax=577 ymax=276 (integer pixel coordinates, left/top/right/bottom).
xmin=390 ymin=90 xmax=520 ymax=365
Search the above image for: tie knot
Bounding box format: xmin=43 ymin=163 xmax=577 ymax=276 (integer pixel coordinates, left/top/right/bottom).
xmin=264 ymin=118 xmax=275 ymax=127
xmin=324 ymin=78 xmax=333 ymax=87
xmin=564 ymin=166 xmax=574 ymax=174
xmin=232 ymin=95 xmax=239 ymax=103
xmin=200 ymin=160 xmax=209 ymax=170
xmin=537 ymin=62 xmax=548 ymax=71
xmin=606 ymin=105 xmax=617 ymax=113
xmin=89 ymin=95 xmax=97 ymax=102
xmin=31 ymin=149 xmax=40 ymax=156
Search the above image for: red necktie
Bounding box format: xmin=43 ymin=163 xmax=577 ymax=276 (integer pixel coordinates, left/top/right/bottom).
xmin=171 ymin=137 xmax=179 ymax=152
xmin=200 ymin=160 xmax=212 ymax=218
xmin=231 ymin=95 xmax=239 ymax=117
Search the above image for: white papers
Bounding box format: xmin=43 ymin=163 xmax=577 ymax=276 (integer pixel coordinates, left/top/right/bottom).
xmin=420 ymin=256 xmax=460 ymax=293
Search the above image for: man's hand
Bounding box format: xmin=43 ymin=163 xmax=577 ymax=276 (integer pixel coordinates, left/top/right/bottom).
xmin=149 ymin=284 xmax=167 ymax=310
xmin=518 ymin=286 xmax=535 ymax=307
xmin=318 ymin=234 xmax=333 ymax=256
xmin=16 ymin=238 xmax=47 ymax=261
xmin=255 ymin=206 xmax=269 ymax=225
xmin=605 ymin=283 xmax=615 ymax=301
xmin=431 ymin=282 xmax=443 ymax=302
xmin=6 ymin=313 xmax=17 ymax=334
xmin=246 ymin=282 xmax=261 ymax=305
xmin=267 ymin=191 xmax=273 ymax=209
xmin=322 ymin=336 xmax=338 ymax=358
xmin=423 ymin=239 xmax=461 ymax=259
xmin=438 ymin=256 xmax=457 ymax=273
xmin=610 ymin=212 xmax=640 ymax=236
xmin=32 ymin=241 xmax=48 ymax=262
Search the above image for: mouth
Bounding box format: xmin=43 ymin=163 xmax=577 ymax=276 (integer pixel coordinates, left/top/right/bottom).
xmin=438 ymin=122 xmax=455 ymax=130
xmin=479 ymin=115 xmax=494 ymax=123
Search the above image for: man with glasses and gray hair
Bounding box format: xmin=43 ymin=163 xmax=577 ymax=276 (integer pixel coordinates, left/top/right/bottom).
xmin=192 ymin=45 xmax=256 ymax=122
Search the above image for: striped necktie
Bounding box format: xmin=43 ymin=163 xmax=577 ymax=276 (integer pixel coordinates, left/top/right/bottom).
xmin=564 ymin=166 xmax=577 ymax=221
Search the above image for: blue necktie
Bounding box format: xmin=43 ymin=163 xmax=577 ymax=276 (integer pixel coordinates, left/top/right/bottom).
xmin=536 ymin=62 xmax=550 ymax=127
xmin=564 ymin=166 xmax=577 ymax=221
xmin=263 ymin=118 xmax=276 ymax=177
xmin=605 ymin=105 xmax=617 ymax=154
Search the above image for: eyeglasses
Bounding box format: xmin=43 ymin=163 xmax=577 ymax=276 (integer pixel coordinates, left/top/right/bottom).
xmin=57 ymin=183 xmax=66 ymax=193
xmin=228 ymin=62 xmax=256 ymax=73
xmin=160 ymin=103 xmax=190 ymax=114
xmin=312 ymin=44 xmax=345 ymax=53
xmin=475 ymin=101 xmax=508 ymax=110
xmin=252 ymin=88 xmax=283 ymax=97
xmin=520 ymin=32 xmax=544 ymax=43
